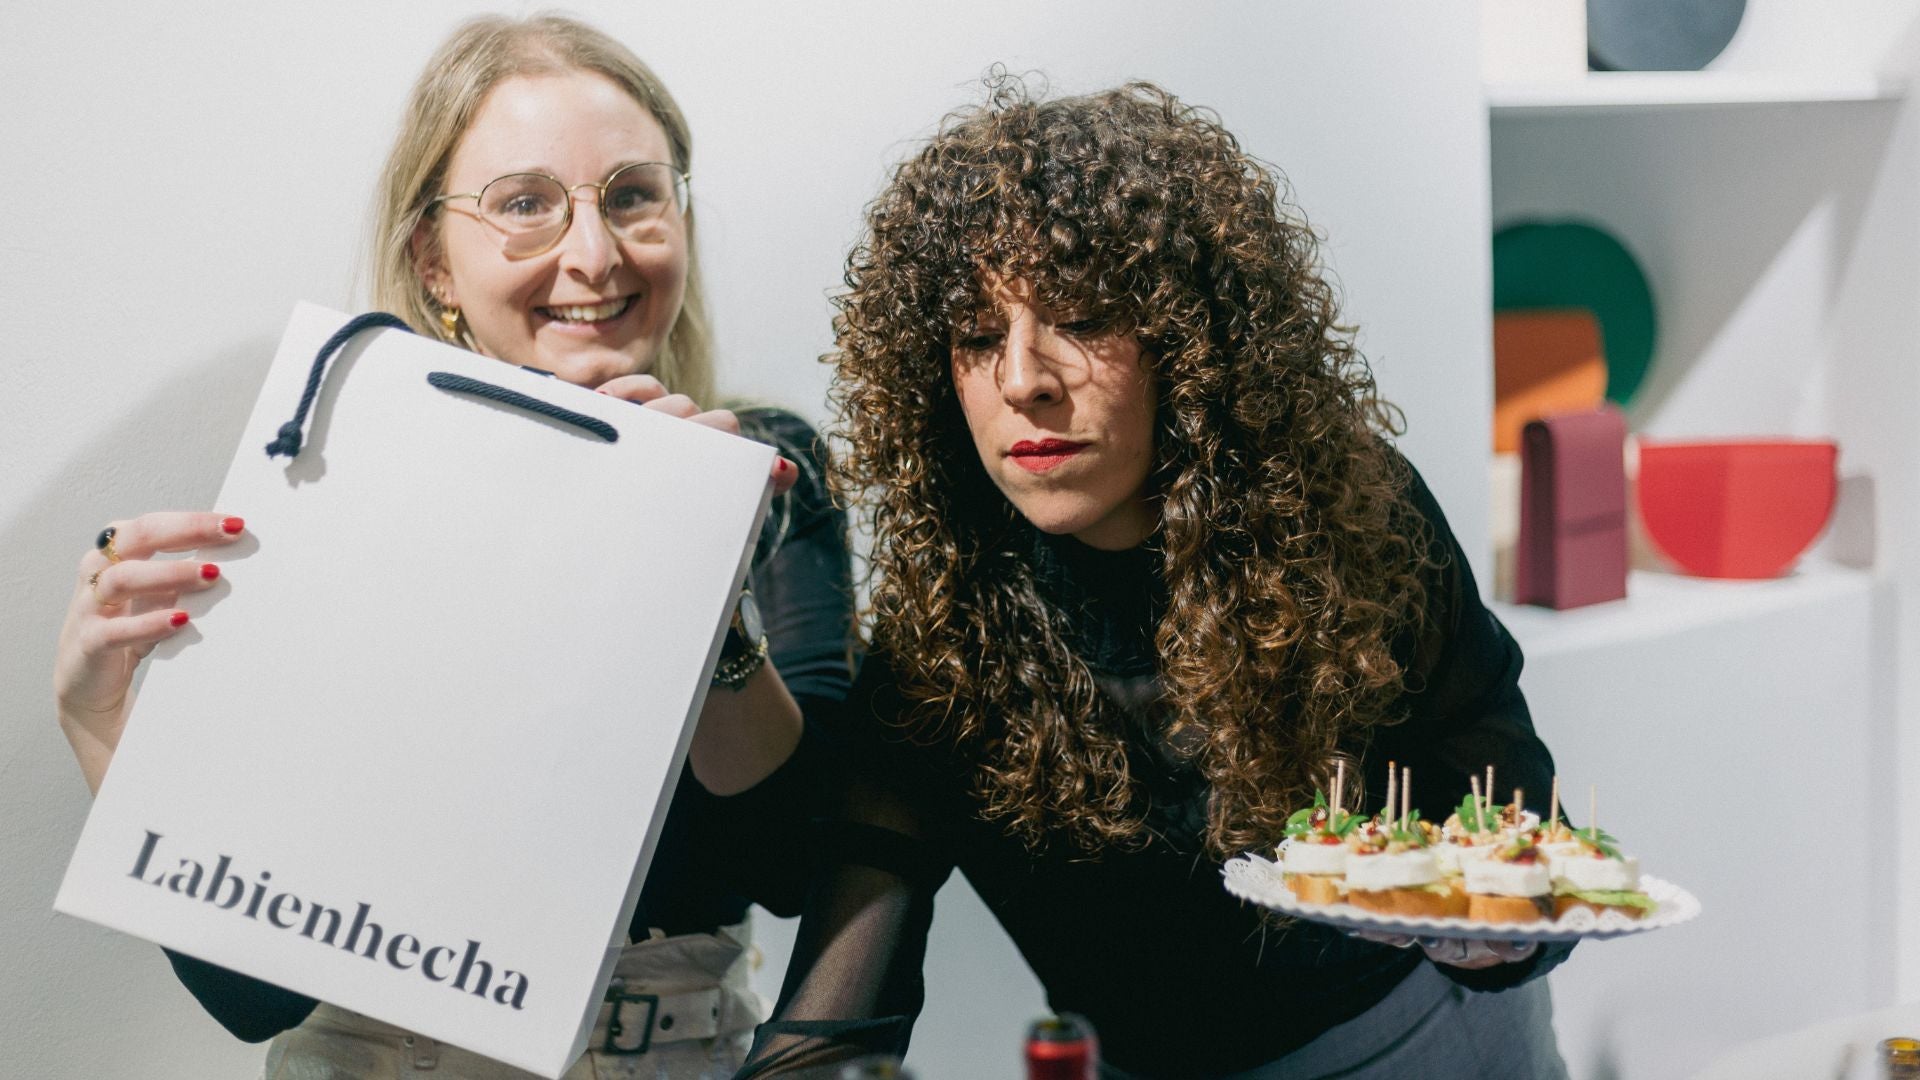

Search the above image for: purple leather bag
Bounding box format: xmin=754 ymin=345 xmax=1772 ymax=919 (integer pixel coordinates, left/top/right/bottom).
xmin=1516 ymin=406 xmax=1629 ymax=609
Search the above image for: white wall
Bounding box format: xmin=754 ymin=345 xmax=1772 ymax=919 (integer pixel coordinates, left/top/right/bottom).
xmin=0 ymin=4 xmax=1489 ymax=1077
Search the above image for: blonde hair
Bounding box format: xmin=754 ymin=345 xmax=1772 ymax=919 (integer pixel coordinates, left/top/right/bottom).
xmin=368 ymin=13 xmax=714 ymax=404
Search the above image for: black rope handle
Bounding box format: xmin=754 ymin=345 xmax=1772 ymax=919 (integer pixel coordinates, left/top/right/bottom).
xmin=425 ymin=372 xmax=619 ymax=443
xmin=264 ymin=312 xmax=415 ymax=459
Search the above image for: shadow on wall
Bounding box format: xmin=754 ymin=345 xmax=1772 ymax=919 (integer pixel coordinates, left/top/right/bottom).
xmin=0 ymin=334 xmax=276 ymax=1079
xmin=1652 ymin=103 xmax=1895 ymax=424
xmin=2 ymin=332 xmax=279 ymax=775
xmin=1491 ymin=99 xmax=1903 ymax=431
xmin=1578 ymin=1007 xmax=1624 ymax=1080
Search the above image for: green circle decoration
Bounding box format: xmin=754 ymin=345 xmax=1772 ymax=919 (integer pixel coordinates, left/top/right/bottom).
xmin=1493 ymin=221 xmax=1658 ymax=407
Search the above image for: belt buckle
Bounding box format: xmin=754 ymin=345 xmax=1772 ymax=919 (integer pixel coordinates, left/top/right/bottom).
xmin=602 ymin=978 xmax=659 ymax=1056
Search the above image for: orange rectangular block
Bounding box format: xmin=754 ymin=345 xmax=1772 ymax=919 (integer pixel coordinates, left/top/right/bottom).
xmin=1493 ymin=309 xmax=1608 ymax=453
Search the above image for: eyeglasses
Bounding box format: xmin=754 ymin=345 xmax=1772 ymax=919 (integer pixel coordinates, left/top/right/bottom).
xmin=428 ymin=162 xmax=690 ymax=257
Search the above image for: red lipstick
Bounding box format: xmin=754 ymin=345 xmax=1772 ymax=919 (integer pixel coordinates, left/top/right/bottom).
xmin=1008 ymin=438 xmax=1088 ymax=473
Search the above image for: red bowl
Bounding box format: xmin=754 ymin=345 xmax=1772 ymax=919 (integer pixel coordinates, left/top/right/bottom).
xmin=1636 ymin=440 xmax=1839 ymax=578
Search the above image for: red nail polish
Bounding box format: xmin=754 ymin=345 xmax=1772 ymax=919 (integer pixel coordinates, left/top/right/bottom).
xmin=169 ymin=611 xmax=190 ymax=628
xmin=200 ymin=563 xmax=221 ymax=581
xmin=777 ymin=459 xmax=793 ymax=474
xmin=221 ymin=516 xmax=245 ymax=535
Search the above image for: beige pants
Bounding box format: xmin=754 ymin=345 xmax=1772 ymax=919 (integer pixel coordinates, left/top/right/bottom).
xmin=260 ymin=920 xmax=763 ymax=1080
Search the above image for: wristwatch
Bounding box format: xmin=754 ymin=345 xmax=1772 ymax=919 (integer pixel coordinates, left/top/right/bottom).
xmin=711 ymin=588 xmax=769 ymax=691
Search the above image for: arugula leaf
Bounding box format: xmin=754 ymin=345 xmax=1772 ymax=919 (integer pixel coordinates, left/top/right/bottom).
xmin=1286 ymin=791 xmax=1346 ymax=839
xmin=1573 ymin=826 xmax=1622 ymax=860
xmin=1385 ymin=809 xmax=1427 ymax=846
xmin=1454 ymin=793 xmax=1506 ymax=833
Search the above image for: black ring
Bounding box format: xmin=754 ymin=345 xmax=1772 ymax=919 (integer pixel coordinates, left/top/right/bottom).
xmin=95 ymin=527 xmax=116 ymax=551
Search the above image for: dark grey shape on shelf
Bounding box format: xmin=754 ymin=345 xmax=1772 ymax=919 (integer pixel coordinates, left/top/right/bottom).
xmin=1588 ymin=0 xmax=1747 ymax=72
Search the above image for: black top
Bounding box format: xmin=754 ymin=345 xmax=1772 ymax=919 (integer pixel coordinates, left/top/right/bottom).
xmin=166 ymin=407 xmax=854 ymax=1042
xmin=745 ymin=460 xmax=1572 ymax=1078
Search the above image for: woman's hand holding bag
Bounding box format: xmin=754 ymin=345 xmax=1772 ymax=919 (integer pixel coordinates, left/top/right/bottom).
xmin=55 ymin=511 xmax=246 ymax=793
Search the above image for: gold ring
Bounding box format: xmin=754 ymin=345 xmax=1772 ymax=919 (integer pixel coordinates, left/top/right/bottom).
xmin=88 ymin=568 xmax=116 ymax=606
xmin=95 ymin=526 xmax=122 ymax=564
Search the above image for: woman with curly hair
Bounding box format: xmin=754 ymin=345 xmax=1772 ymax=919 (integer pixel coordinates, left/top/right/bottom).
xmin=741 ymin=81 xmax=1570 ymax=1078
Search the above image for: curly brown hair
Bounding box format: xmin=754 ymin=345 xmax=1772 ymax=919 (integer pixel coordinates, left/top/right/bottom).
xmin=830 ymin=78 xmax=1435 ymax=859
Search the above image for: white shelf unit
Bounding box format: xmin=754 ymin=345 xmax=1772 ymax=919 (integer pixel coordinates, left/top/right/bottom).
xmin=1487 ymin=70 xmax=1907 ymax=114
xmin=1492 ymin=559 xmax=1873 ymax=660
xmin=1483 ymin=47 xmax=1919 ymax=1080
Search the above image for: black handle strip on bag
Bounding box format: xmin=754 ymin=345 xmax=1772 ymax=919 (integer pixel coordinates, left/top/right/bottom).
xmin=264 ymin=312 xmax=415 ymax=459
xmin=424 ymin=372 xmax=619 ymax=443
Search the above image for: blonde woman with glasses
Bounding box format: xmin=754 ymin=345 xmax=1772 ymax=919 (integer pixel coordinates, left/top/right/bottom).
xmin=52 ymin=14 xmax=852 ymax=1078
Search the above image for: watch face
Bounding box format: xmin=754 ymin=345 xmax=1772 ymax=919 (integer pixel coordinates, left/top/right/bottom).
xmin=738 ymin=590 xmax=764 ymax=643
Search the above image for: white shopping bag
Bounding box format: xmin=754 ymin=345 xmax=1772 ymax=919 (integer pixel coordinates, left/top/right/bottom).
xmin=56 ymin=302 xmax=776 ymax=1077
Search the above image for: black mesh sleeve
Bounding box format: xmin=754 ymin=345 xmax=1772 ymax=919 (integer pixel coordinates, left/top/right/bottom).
xmin=737 ymin=659 xmax=956 ymax=1076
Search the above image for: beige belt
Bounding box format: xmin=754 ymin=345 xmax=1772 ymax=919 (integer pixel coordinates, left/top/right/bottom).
xmin=600 ymin=977 xmax=731 ymax=1054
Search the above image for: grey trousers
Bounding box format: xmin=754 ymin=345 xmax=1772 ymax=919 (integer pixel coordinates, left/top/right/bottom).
xmin=1238 ymin=962 xmax=1566 ymax=1080
xmin=1108 ymin=962 xmax=1568 ymax=1080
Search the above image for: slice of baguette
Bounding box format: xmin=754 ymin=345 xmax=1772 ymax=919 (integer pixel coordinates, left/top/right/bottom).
xmin=1345 ymin=889 xmax=1397 ymax=915
xmin=1392 ymin=888 xmax=1463 ymax=919
xmin=1348 ymin=887 xmax=1463 ymax=919
xmin=1287 ymin=874 xmax=1342 ymax=905
xmin=1552 ymin=894 xmax=1648 ymax=921
xmin=1467 ymin=893 xmax=1552 ymax=924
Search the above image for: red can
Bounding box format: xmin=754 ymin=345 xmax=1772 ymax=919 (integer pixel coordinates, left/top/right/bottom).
xmin=1025 ymin=1014 xmax=1099 ymax=1080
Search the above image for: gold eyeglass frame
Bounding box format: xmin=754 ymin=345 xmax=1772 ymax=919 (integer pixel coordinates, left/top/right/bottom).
xmin=428 ymin=162 xmax=691 ymax=257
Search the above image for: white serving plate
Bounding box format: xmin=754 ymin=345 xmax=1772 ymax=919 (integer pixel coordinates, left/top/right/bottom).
xmin=1223 ymin=852 xmax=1701 ymax=943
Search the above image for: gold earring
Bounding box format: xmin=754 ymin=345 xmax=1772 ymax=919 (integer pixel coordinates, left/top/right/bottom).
xmin=439 ymin=306 xmax=461 ymax=338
